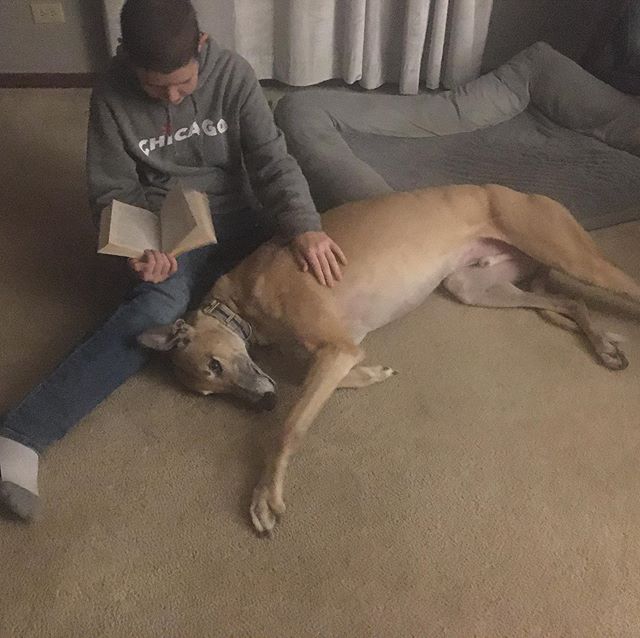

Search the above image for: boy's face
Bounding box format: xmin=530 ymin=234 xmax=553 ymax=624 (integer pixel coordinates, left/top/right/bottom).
xmin=136 ymin=60 xmax=199 ymax=105
xmin=134 ymin=32 xmax=208 ymax=106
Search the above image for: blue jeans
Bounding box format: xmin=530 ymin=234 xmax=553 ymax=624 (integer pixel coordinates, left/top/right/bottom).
xmin=0 ymin=222 xmax=272 ymax=453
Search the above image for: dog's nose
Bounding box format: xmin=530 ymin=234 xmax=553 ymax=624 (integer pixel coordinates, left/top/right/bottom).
xmin=259 ymin=391 xmax=277 ymax=411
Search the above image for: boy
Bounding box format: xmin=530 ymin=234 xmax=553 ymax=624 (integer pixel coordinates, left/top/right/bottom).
xmin=0 ymin=0 xmax=345 ymax=520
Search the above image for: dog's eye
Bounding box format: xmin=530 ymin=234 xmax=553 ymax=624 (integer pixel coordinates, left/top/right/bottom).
xmin=208 ymin=358 xmax=223 ymax=375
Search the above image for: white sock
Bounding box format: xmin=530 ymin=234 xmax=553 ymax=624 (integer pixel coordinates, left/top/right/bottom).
xmin=0 ymin=436 xmax=39 ymax=495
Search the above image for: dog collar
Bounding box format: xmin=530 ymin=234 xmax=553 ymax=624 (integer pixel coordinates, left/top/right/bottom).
xmin=200 ymin=299 xmax=252 ymax=342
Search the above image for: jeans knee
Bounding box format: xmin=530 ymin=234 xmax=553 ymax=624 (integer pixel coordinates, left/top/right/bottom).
xmin=129 ymin=279 xmax=191 ymax=326
xmin=150 ymin=296 xmax=189 ymax=325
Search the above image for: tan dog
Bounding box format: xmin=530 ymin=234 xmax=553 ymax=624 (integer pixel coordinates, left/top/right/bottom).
xmin=139 ymin=184 xmax=640 ymax=533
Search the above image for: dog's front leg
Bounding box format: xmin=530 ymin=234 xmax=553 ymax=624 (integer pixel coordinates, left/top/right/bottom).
xmin=250 ymin=342 xmax=363 ymax=534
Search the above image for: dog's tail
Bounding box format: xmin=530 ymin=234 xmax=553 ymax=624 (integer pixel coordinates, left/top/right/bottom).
xmin=485 ymin=185 xmax=640 ymax=302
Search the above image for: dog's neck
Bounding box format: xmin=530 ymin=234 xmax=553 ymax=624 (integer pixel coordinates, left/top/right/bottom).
xmin=198 ymin=299 xmax=252 ymax=342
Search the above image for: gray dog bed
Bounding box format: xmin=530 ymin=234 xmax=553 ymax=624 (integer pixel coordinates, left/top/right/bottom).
xmin=275 ymin=42 xmax=640 ymax=231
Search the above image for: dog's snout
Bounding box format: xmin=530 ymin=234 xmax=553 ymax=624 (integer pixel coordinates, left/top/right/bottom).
xmin=259 ymin=391 xmax=277 ymax=411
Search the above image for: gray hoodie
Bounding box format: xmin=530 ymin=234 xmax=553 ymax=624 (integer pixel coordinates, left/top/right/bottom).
xmin=86 ymin=37 xmax=321 ymax=241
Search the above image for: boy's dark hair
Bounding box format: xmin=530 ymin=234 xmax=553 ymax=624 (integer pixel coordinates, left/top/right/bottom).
xmin=120 ymin=0 xmax=200 ymax=73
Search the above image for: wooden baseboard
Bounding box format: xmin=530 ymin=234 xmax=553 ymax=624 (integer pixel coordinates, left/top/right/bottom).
xmin=0 ymin=73 xmax=98 ymax=88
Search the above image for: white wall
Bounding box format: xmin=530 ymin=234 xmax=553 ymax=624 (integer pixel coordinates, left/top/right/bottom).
xmin=0 ymin=0 xmax=236 ymax=74
xmin=0 ymin=0 xmax=107 ymax=73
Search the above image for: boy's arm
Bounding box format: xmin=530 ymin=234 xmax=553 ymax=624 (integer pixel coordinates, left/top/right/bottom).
xmin=87 ymin=89 xmax=176 ymax=283
xmin=86 ymin=88 xmax=150 ymax=228
xmin=236 ymin=60 xmax=322 ymax=241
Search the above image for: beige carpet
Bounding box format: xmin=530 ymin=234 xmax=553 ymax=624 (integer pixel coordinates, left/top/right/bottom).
xmin=1 ymin=88 xmax=640 ymax=638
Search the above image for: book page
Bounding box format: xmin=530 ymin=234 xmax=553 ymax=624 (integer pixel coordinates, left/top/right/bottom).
xmin=159 ymin=183 xmax=198 ymax=255
xmin=97 ymin=201 xmax=161 ymax=258
xmin=184 ymin=188 xmax=216 ymax=242
xmin=169 ymin=188 xmax=217 ymax=256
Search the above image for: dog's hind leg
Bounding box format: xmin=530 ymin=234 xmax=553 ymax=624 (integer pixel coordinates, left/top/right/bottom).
xmin=250 ymin=341 xmax=363 ymax=533
xmin=443 ymin=265 xmax=628 ymax=370
xmin=529 ymin=271 xmax=586 ymax=333
xmin=529 ymin=273 xmax=629 ymax=357
xmin=338 ymin=365 xmax=398 ymax=389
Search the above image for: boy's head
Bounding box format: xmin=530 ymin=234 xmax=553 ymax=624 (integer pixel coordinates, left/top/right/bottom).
xmin=120 ymin=0 xmax=207 ymax=105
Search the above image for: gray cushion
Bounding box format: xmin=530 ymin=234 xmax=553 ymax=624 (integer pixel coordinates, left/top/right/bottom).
xmin=275 ymin=42 xmax=640 ymax=230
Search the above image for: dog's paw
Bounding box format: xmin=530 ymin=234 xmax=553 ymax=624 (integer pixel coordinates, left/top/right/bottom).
xmin=597 ymin=332 xmax=629 ymax=371
xmin=250 ymin=483 xmax=286 ymax=534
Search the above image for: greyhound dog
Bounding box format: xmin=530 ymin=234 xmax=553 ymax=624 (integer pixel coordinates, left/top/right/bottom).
xmin=139 ymin=184 xmax=640 ymax=533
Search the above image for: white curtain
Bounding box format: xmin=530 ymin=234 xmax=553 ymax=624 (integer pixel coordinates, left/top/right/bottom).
xmin=234 ymin=0 xmax=494 ymax=93
xmin=102 ymin=0 xmax=493 ymax=93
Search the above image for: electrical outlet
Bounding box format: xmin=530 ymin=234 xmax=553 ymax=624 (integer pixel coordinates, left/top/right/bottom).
xmin=31 ymin=2 xmax=65 ymax=24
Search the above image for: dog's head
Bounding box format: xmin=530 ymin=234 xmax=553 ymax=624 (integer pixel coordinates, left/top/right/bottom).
xmin=138 ymin=318 xmax=277 ymax=410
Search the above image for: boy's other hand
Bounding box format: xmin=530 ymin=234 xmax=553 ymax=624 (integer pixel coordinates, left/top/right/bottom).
xmin=128 ymin=249 xmax=178 ymax=284
xmin=290 ymin=231 xmax=347 ymax=287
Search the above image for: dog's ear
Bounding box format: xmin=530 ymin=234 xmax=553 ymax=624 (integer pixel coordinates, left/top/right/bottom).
xmin=137 ymin=319 xmax=194 ymax=351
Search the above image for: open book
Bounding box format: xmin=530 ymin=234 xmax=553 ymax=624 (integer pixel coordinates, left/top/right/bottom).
xmin=97 ymin=182 xmax=217 ymax=258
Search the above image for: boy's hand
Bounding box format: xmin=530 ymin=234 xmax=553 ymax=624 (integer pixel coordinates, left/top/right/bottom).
xmin=290 ymin=231 xmax=347 ymax=287
xmin=128 ymin=249 xmax=178 ymax=284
